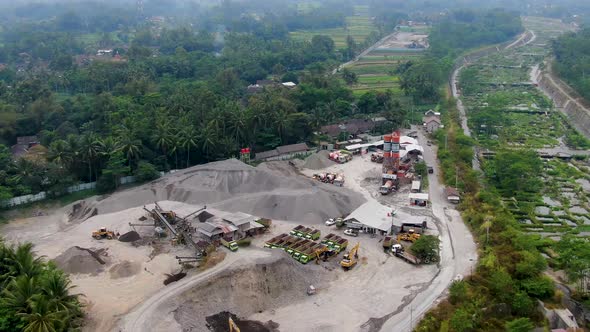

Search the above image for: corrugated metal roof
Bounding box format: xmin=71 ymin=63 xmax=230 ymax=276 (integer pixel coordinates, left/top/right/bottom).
xmin=276 ymin=143 xmax=309 ymax=154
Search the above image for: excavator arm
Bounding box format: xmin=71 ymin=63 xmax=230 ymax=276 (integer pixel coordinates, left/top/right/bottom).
xmin=229 ymin=317 xmax=240 ymax=332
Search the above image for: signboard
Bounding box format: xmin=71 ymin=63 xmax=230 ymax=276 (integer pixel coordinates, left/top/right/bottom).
xmin=382 ymin=173 xmax=397 ymax=180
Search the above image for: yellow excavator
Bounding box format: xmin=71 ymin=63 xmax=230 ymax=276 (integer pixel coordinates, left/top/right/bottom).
xmin=340 ymin=243 xmax=360 ymax=270
xmin=397 ymin=229 xmax=421 ymax=243
xmin=314 ymin=246 xmax=336 ymax=264
xmin=229 ymin=317 xmax=240 ymax=332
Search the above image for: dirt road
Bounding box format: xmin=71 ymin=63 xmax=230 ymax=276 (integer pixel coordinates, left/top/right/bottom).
xmin=116 ymin=247 xmax=272 ymax=332
xmin=379 ymin=128 xmax=477 ymax=332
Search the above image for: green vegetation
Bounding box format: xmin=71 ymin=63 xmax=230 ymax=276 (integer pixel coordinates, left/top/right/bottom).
xmin=553 ymin=28 xmax=590 ymax=100
xmin=290 ymin=6 xmax=379 ymax=50
xmin=0 ymin=241 xmax=82 ymax=331
xmin=410 ymin=235 xmax=440 ymax=263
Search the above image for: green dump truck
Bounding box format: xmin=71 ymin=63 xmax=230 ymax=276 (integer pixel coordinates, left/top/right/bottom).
xmin=221 ymin=238 xmax=238 ymax=252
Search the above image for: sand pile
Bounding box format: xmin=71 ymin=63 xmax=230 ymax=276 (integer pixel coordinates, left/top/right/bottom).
xmin=53 ymin=246 xmax=107 ymax=275
xmin=118 ymin=231 xmax=141 ymax=242
xmin=75 ymin=159 xmax=365 ymax=224
xmin=109 ymin=261 xmax=141 ymax=279
xmin=68 ymin=201 xmax=98 ymax=223
xmin=302 ymin=150 xmax=332 ymax=170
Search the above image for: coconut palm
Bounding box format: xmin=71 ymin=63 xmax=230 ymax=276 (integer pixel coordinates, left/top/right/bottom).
xmin=7 ymin=243 xmax=44 ymax=279
xmin=118 ymin=133 xmax=142 ymax=168
xmin=18 ymin=296 xmax=66 ymax=332
xmin=79 ymin=133 xmax=101 ymax=182
xmin=178 ymin=126 xmax=199 ymax=167
xmin=39 ymin=270 xmax=80 ymax=314
xmin=201 ymin=123 xmax=218 ymax=160
xmin=2 ymin=275 xmax=39 ymax=314
xmin=47 ymin=140 xmax=72 ymax=169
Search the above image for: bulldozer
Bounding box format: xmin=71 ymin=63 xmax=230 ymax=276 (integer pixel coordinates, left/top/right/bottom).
xmin=340 ymin=243 xmax=359 ymax=270
xmin=397 ymin=229 xmax=421 ymax=243
xmin=92 ymin=227 xmax=117 ymax=240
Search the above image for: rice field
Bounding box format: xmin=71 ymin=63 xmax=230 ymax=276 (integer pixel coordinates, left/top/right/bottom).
xmin=289 ymin=6 xmax=378 ymax=48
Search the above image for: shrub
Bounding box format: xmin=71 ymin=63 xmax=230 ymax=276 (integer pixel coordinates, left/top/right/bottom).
xmin=135 ymin=161 xmax=160 ymax=182
xmin=236 ymin=238 xmax=251 ymax=247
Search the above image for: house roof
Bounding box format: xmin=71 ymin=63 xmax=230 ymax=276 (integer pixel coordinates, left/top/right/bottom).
xmin=424 ymin=116 xmax=441 ymax=124
xmin=254 ymin=149 xmax=279 ymax=160
xmin=16 ymin=136 xmax=39 ymax=145
xmin=345 ymin=200 xmax=395 ymax=232
xmin=445 ymin=187 xmax=460 ymax=198
xmin=320 ymin=119 xmax=377 ymax=137
xmin=223 ymin=212 xmax=258 ymax=226
xmin=276 ymin=143 xmax=308 ymax=154
xmin=409 ymin=193 xmax=429 ymax=200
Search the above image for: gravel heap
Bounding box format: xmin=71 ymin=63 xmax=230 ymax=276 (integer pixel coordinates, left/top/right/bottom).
xmin=77 ymin=159 xmax=365 ymax=224
xmin=302 ymin=151 xmax=332 ymax=170
xmin=118 ymin=231 xmax=141 ymax=243
xmin=53 ymin=246 xmax=106 ymax=275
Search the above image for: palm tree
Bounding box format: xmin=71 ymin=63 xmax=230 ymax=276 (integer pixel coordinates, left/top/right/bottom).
xmin=229 ymin=107 xmax=247 ymax=145
xmin=99 ymin=137 xmax=121 ymax=156
xmin=118 ymin=133 xmax=142 ymax=169
xmin=152 ymin=122 xmax=172 ymax=166
xmin=7 ymin=243 xmax=44 ymax=279
xmin=47 ymin=140 xmax=72 ymax=169
xmin=2 ymin=275 xmax=39 ymax=314
xmin=201 ymin=123 xmax=218 ymax=161
xmin=18 ymin=296 xmax=65 ymax=332
xmin=274 ymin=109 xmax=289 ymax=144
xmin=178 ymin=126 xmax=198 ymax=168
xmin=79 ymin=133 xmax=101 ymax=182
xmin=39 ymin=270 xmax=80 ymax=314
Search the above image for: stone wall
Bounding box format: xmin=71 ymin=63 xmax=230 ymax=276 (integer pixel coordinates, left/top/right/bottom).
xmin=536 ymin=63 xmax=590 ymax=138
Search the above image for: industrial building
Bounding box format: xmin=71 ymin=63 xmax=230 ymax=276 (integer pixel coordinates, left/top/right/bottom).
xmin=344 ymin=200 xmax=396 ymax=235
xmin=254 ymin=143 xmax=311 ymax=161
xmin=195 ymin=209 xmax=264 ymax=241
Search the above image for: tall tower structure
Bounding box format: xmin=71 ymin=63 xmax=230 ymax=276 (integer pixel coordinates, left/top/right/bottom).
xmin=137 ymin=0 xmax=144 ymax=18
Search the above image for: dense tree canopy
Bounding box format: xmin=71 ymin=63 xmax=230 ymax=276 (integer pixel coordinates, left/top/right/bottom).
xmin=553 ymin=28 xmax=590 ymax=101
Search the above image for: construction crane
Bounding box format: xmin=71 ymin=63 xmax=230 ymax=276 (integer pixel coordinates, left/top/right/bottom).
xmin=340 ymin=243 xmax=360 ymax=270
xmin=229 ymin=317 xmax=240 ymax=332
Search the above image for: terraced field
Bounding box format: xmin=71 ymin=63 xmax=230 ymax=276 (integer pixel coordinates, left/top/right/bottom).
xmin=457 ymin=17 xmax=590 ymax=241
xmin=289 ymin=6 xmax=378 ymax=48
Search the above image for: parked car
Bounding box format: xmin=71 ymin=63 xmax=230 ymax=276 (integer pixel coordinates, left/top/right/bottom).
xmin=325 ymin=218 xmax=336 ymax=226
xmin=427 ymin=166 xmax=434 ymax=174
xmin=427 ymin=141 xmax=432 ymax=146
xmin=344 ymin=229 xmax=359 ymax=237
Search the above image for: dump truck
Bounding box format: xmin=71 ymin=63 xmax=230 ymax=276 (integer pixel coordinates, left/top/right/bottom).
xmin=290 ymin=225 xmax=306 ymax=237
xmin=340 ymin=243 xmax=360 ymax=270
xmin=382 ymin=236 xmax=395 ymax=251
xmin=286 ymin=238 xmax=308 ymax=255
xmin=321 ymin=233 xmax=348 ymax=253
xmin=299 ymin=244 xmax=323 ymax=264
xmin=391 ymin=244 xmax=421 ymax=265
xmin=264 ymin=233 xmax=289 ymax=248
xmin=92 ymin=227 xmax=117 ymax=240
xmin=288 ymin=239 xmax=311 ymax=256
xmin=305 ymin=229 xmax=321 ymax=240
xmin=333 ymin=174 xmax=345 ymax=187
xmin=292 ymin=241 xmax=315 ymax=261
xmin=221 ymin=238 xmax=238 ymax=252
